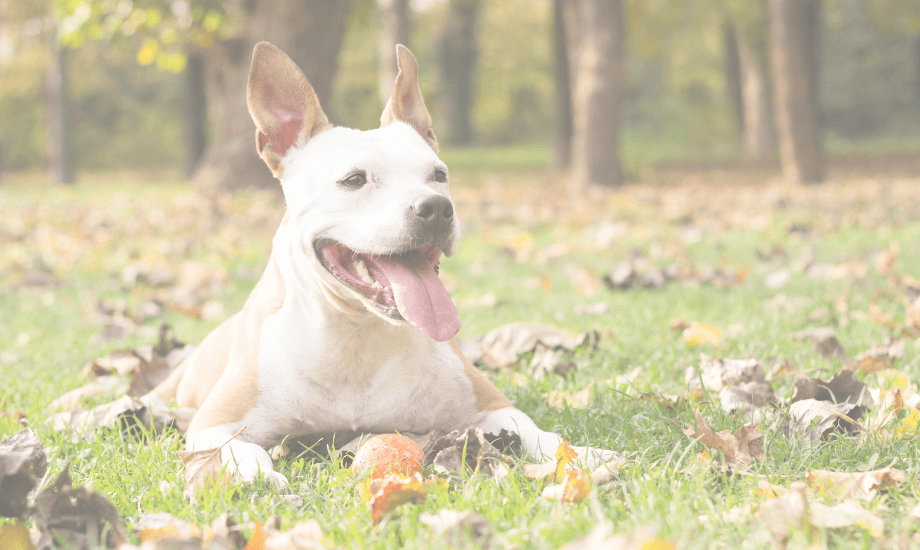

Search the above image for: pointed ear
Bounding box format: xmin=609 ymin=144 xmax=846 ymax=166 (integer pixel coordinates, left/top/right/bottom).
xmin=380 ymin=45 xmax=439 ymax=153
xmin=247 ymin=41 xmax=332 ymax=178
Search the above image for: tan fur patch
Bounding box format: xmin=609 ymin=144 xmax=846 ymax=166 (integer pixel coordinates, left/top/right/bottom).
xmin=184 ymin=256 xmax=287 ymax=438
xmin=450 ymin=338 xmax=511 ymax=412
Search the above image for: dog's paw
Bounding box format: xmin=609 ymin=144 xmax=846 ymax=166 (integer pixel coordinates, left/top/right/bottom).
xmin=572 ymin=446 xmax=625 ymax=471
xmin=221 ymin=440 xmax=290 ymax=492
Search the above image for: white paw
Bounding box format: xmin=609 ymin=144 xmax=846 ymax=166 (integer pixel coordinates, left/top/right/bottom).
xmin=572 ymin=446 xmax=623 ymax=471
xmin=221 ymin=440 xmax=290 ymax=491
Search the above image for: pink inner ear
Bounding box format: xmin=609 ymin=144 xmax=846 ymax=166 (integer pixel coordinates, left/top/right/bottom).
xmin=269 ymin=106 xmax=303 ymax=155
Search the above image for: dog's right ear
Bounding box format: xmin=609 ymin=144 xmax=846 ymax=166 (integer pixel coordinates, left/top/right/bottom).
xmin=247 ymin=42 xmax=332 ymax=178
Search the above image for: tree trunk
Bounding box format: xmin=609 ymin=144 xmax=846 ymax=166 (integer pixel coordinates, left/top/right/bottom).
xmin=769 ymin=0 xmax=824 ymax=183
xmin=563 ymin=0 xmax=625 ymax=187
xmin=47 ymin=26 xmax=74 ymax=185
xmin=377 ymin=0 xmax=411 ymax=104
xmin=737 ymin=30 xmax=776 ymax=158
xmin=183 ymin=52 xmax=207 ymax=178
xmin=437 ymin=0 xmax=480 ymax=147
xmin=193 ymin=0 xmax=352 ymax=193
xmin=723 ymin=22 xmax=745 ymax=135
xmin=552 ymin=0 xmax=572 ymax=168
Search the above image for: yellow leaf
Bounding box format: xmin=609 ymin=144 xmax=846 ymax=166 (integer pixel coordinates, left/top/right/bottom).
xmin=368 ymin=474 xmax=427 ymax=521
xmin=682 ymin=322 xmax=722 ymax=347
xmin=0 ymin=522 xmax=34 ymax=550
xmin=555 ymin=440 xmax=578 ymax=482
xmin=541 ymin=470 xmax=591 ymax=502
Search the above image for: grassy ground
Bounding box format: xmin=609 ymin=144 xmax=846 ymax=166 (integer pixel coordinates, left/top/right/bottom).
xmin=1 ymin=153 xmax=920 ymax=549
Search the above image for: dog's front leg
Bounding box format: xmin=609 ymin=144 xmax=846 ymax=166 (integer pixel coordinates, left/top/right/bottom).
xmin=190 ymin=424 xmax=290 ymax=491
xmin=477 ymin=408 xmax=618 ymax=470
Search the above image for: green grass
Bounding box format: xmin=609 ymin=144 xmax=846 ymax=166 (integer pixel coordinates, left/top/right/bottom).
xmin=1 ymin=164 xmax=920 ymax=549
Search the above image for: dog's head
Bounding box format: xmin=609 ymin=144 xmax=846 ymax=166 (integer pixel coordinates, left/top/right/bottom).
xmin=246 ymin=42 xmax=461 ymax=342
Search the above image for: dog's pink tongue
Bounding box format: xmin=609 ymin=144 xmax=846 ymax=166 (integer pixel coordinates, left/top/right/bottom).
xmin=374 ymin=251 xmax=460 ymax=342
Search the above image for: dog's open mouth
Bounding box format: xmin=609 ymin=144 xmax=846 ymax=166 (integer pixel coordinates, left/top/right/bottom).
xmin=317 ymin=243 xmax=460 ymax=342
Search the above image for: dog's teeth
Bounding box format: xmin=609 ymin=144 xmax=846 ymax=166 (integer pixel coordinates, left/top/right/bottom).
xmin=371 ymin=281 xmax=383 ymax=290
xmin=355 ymin=259 xmax=375 ymax=285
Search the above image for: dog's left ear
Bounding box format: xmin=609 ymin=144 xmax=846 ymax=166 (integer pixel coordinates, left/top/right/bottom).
xmin=247 ymin=41 xmax=332 ymax=178
xmin=380 ymin=45 xmax=439 ymax=153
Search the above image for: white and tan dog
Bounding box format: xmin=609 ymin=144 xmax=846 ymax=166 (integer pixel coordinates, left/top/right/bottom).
xmin=148 ymin=42 xmax=614 ymax=488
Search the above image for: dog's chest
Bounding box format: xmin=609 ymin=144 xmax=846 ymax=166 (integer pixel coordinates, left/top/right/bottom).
xmin=243 ymin=313 xmax=479 ymax=442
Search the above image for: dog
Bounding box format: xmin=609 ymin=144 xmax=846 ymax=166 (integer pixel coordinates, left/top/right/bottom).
xmin=148 ymin=42 xmax=615 ymax=488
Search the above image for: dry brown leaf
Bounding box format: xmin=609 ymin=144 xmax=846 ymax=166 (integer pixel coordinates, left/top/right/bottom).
xmin=419 ymin=510 xmax=491 ymax=549
xmin=177 ymin=428 xmax=244 ymax=500
xmin=478 ymin=323 xmax=594 ymax=369
xmin=423 ymin=428 xmax=513 ymax=482
xmin=782 ymin=399 xmax=863 ymax=440
xmin=545 ymin=381 xmax=595 ymax=410
xmin=368 ymin=473 xmax=427 ymax=521
xmin=34 ymin=466 xmax=127 ymax=550
xmin=791 ymin=370 xmax=872 ymax=407
xmin=263 ymin=520 xmax=326 ymax=550
xmin=47 ymin=376 xmax=127 ymax=412
xmin=135 ymin=512 xmax=200 ymax=542
xmin=806 ymin=466 xmax=906 ymax=501
xmin=809 ymin=500 xmax=884 ymax=537
xmin=49 ymin=395 xmax=195 ymax=440
xmin=684 ymin=356 xmax=774 ymax=418
xmin=542 ymin=470 xmax=592 ymax=502
xmin=682 ymin=410 xmax=763 ymax=469
xmin=790 ymin=327 xmax=849 ymax=362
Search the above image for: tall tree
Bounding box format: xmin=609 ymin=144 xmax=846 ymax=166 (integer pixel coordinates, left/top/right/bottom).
xmin=437 ymin=0 xmax=480 ymax=146
xmin=737 ymin=28 xmax=776 ymax=158
xmin=46 ymin=20 xmax=74 ymax=185
xmin=194 ymin=0 xmax=352 ymax=193
xmin=563 ymin=0 xmax=626 ymax=187
xmin=183 ymin=51 xmax=207 ymax=178
xmin=377 ymin=0 xmax=411 ymax=104
xmin=770 ymin=0 xmax=824 ymax=183
xmin=552 ymin=0 xmax=572 ymax=168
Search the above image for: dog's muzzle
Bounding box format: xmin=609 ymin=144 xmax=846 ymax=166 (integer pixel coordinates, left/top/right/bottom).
xmin=314 ymin=241 xmax=460 ymax=342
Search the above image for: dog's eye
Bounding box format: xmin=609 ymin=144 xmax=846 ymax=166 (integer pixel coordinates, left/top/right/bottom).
xmin=339 ymin=171 xmax=367 ymax=189
xmin=433 ymin=169 xmax=448 ymax=183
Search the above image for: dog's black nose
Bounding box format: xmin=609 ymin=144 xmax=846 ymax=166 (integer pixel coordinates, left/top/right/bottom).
xmin=411 ymin=195 xmax=454 ymax=223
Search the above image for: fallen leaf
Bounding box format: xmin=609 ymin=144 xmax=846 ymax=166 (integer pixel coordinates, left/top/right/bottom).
xmin=47 ymin=376 xmax=127 ymax=412
xmin=790 ymin=327 xmax=848 ymax=362
xmin=244 ymin=522 xmax=265 ymax=550
xmin=0 ymin=522 xmax=34 ymax=550
xmin=545 ymin=381 xmax=595 ymax=410
xmin=809 ymin=499 xmax=884 ymax=537
xmin=758 ymin=482 xmax=809 ymax=542
xmin=478 ymin=323 xmax=595 ymax=369
xmin=684 ymin=356 xmax=774 ymax=418
xmin=419 ymin=509 xmax=492 ymax=549
xmin=541 ymin=470 xmax=591 ymax=502
xmin=49 ymin=395 xmax=195 ymax=440
xmin=33 ymin=465 xmax=127 ymax=550
xmin=263 ymin=520 xmax=326 ymax=550
xmin=424 ymin=428 xmax=511 ymax=482
xmin=782 ymin=399 xmax=863 ymax=440
xmin=368 ymin=473 xmax=427 ymax=521
xmin=791 ymin=370 xmax=872 ymax=407
xmin=806 ymin=466 xmax=906 ymax=501
xmin=682 ymin=410 xmax=763 ymax=469
xmin=556 ymin=523 xmax=668 ymax=550
xmin=135 ymin=512 xmax=200 ymax=542
xmin=682 ymin=322 xmax=722 ymax=347
xmin=0 ymin=429 xmax=46 ymax=519
xmin=177 ymin=428 xmax=244 ymax=500
xmin=555 ymin=440 xmax=578 ymax=481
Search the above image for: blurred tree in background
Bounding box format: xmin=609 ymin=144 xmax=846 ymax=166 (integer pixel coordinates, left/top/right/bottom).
xmin=0 ymin=0 xmax=918 ymax=187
